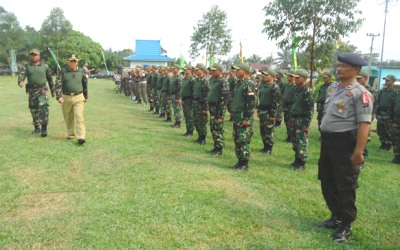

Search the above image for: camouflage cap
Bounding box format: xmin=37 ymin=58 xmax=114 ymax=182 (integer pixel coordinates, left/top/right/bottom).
xmin=194 ymin=63 xmax=207 ymax=71
xmin=29 ymin=49 xmax=40 ymax=55
xmin=322 ymin=72 xmax=333 ymax=78
xmin=285 ymin=70 xmax=296 ymax=77
xmin=231 ymin=62 xmax=251 ymax=73
xmin=172 ymin=64 xmax=181 ymax=69
xmin=183 ymin=64 xmax=193 ymax=70
xmin=136 ymin=65 xmax=143 ymax=68
xmin=383 ymin=75 xmax=396 ymax=81
xmin=276 ymin=69 xmax=286 ymax=77
xmin=356 ymin=70 xmax=369 ymax=78
xmin=68 ymin=53 xmax=79 ymax=61
xmin=261 ymin=69 xmax=277 ymax=77
xmin=208 ymin=63 xmax=223 ymax=71
xmin=293 ymin=69 xmax=309 ymax=78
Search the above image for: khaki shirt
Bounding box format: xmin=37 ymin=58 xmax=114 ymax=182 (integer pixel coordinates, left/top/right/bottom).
xmin=321 ymin=80 xmax=373 ymax=132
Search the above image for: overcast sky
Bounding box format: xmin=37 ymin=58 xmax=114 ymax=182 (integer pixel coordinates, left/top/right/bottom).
xmin=1 ymin=0 xmax=399 ymax=63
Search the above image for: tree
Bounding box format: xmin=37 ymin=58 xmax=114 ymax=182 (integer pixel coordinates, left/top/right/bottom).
xmin=264 ymin=55 xmax=277 ymax=65
xmin=276 ymin=48 xmax=292 ymax=68
xmin=262 ymin=0 xmax=364 ymax=87
xmin=189 ymin=5 xmax=232 ymax=67
xmin=0 ymin=10 xmax=25 ymax=65
xmin=246 ymin=54 xmax=263 ymax=64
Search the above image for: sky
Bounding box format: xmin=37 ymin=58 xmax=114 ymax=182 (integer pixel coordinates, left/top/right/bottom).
xmin=1 ymin=0 xmax=399 ymax=64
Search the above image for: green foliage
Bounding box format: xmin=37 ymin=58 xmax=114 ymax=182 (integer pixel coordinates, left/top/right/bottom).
xmin=0 ymin=76 xmax=399 ymax=249
xmin=189 ymin=5 xmax=233 ymax=66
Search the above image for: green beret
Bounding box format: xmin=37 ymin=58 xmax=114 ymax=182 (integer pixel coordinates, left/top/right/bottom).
xmin=231 ymin=62 xmax=251 ymax=73
xmin=194 ymin=63 xmax=207 ymax=71
xmin=261 ymin=69 xmax=277 ymax=77
xmin=209 ymin=63 xmax=223 ymax=71
xmin=29 ymin=48 xmax=40 ymax=55
xmin=383 ymin=75 xmax=396 ymax=81
xmin=293 ymin=69 xmax=309 ymax=78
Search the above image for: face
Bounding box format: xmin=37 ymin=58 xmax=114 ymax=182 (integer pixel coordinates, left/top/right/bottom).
xmin=356 ymin=76 xmax=367 ymax=86
xmin=30 ymin=53 xmax=40 ymax=63
xmin=68 ymin=60 xmax=78 ymax=70
xmin=323 ymin=76 xmax=331 ymax=83
xmin=184 ymin=69 xmax=192 ymax=76
xmin=195 ymin=69 xmax=203 ymax=77
xmin=235 ymin=69 xmax=245 ymax=79
xmin=385 ymin=78 xmax=394 ymax=87
xmin=295 ymin=76 xmax=306 ymax=86
xmin=337 ymin=62 xmax=359 ymax=81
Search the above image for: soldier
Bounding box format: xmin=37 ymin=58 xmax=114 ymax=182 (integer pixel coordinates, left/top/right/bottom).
xmin=54 ymin=53 xmax=88 ymax=145
xmin=274 ymin=70 xmax=286 ymax=127
xmin=193 ymin=63 xmax=210 ymax=145
xmin=391 ymin=90 xmax=400 ymax=164
xmin=137 ymin=65 xmax=148 ymax=106
xmin=146 ymin=66 xmax=154 ymax=112
xmin=229 ymin=62 xmax=256 ymax=171
xmin=227 ymin=70 xmax=237 ymax=122
xmin=282 ymin=70 xmax=297 ymax=142
xmin=121 ymin=67 xmax=131 ymax=97
xmin=356 ymin=70 xmax=378 ymax=159
xmin=317 ymin=54 xmax=373 ymax=242
xmin=157 ymin=67 xmax=165 ymax=118
xmin=82 ymin=60 xmax=94 ymax=78
xmin=151 ymin=66 xmax=160 ymax=114
xmin=161 ymin=67 xmax=172 ymax=122
xmin=207 ymin=63 xmax=229 ymax=156
xmin=18 ymin=48 xmax=55 ymax=137
xmin=289 ymin=69 xmax=314 ymax=171
xmin=170 ymin=64 xmax=183 ymax=128
xmin=180 ymin=64 xmax=196 ymax=136
xmin=257 ymin=69 xmax=281 ymax=155
xmin=376 ymin=75 xmax=397 ymax=150
xmin=316 ymin=72 xmax=333 ymax=133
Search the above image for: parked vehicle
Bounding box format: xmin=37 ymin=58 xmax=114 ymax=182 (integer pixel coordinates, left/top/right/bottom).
xmin=0 ymin=65 xmax=13 ymax=76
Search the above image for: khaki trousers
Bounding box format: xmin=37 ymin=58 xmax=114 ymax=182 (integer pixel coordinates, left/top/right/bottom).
xmin=62 ymin=93 xmax=86 ymax=139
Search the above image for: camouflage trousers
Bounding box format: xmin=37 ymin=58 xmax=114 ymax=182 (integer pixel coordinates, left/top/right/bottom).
xmin=259 ymin=112 xmax=275 ymax=148
xmin=150 ymin=88 xmax=158 ymax=110
xmin=157 ymin=90 xmax=162 ymax=111
xmin=227 ymin=99 xmax=234 ymax=119
xmin=171 ymin=95 xmax=182 ymax=123
xmin=233 ymin=113 xmax=254 ymax=161
xmin=275 ymin=102 xmax=283 ymax=123
xmin=134 ymin=81 xmax=140 ymax=100
xmin=122 ymin=78 xmax=131 ymax=96
xmin=391 ymin=121 xmax=400 ymax=156
xmin=161 ymin=92 xmax=171 ymax=117
xmin=283 ymin=110 xmax=292 ymax=141
xmin=209 ymin=105 xmax=225 ymax=149
xmin=193 ymin=100 xmax=208 ymax=138
xmin=28 ymin=87 xmax=49 ymax=126
xmin=291 ymin=116 xmax=310 ymax=162
xmin=182 ymin=98 xmax=194 ymax=133
xmin=376 ymin=111 xmax=392 ymax=146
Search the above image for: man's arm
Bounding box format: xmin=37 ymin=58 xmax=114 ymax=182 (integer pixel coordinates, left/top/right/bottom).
xmin=350 ymin=122 xmax=370 ymax=165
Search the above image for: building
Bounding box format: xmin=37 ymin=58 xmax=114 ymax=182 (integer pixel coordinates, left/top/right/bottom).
xmin=363 ymin=66 xmax=400 ymax=89
xmin=123 ymin=40 xmax=174 ymax=68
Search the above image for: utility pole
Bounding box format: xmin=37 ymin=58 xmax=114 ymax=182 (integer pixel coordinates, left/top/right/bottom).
xmin=366 ymin=33 xmax=380 ymax=75
xmin=378 ymin=0 xmax=398 ymax=89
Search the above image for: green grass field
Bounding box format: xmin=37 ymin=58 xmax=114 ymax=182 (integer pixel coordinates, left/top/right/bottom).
xmin=0 ymin=76 xmax=398 ymax=249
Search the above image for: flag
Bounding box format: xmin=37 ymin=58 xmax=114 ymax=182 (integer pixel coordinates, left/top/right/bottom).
xmin=9 ymin=49 xmax=18 ymax=74
xmin=179 ymin=56 xmax=185 ymax=70
xmin=291 ymin=34 xmax=299 ymax=70
xmin=101 ymin=49 xmax=110 ymax=75
xmin=240 ymin=42 xmax=243 ymax=63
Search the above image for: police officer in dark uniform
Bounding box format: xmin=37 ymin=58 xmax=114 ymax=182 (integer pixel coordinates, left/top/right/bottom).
xmin=18 ymin=49 xmax=55 ymax=137
xmin=317 ymin=54 xmax=373 ymax=242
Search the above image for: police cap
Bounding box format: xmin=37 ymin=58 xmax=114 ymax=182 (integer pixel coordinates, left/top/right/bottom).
xmin=337 ymin=53 xmax=367 ymax=67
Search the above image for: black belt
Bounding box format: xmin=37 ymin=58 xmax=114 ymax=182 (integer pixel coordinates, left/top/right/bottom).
xmin=290 ymin=114 xmax=307 ymax=118
xmin=181 ymin=96 xmax=193 ymax=101
xmin=63 ymin=91 xmax=82 ymax=96
xmin=26 ymin=84 xmax=46 ymax=89
xmin=321 ymin=130 xmax=356 ymax=141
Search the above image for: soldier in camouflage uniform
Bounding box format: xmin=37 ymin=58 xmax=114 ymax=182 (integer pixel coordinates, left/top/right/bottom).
xmin=207 ymin=63 xmax=229 ymax=156
xmin=229 ymin=62 xmax=256 ymax=171
xmin=289 ymin=69 xmax=314 ymax=171
xmin=146 ymin=66 xmax=155 ymax=112
xmin=151 ymin=66 xmax=160 ymax=114
xmin=161 ymin=67 xmax=172 ymax=122
xmin=180 ymin=65 xmax=195 ymax=136
xmin=356 ymin=70 xmax=378 ymax=158
xmin=193 ymin=63 xmax=210 ymax=145
xmin=257 ymin=69 xmax=281 ymax=155
xmin=316 ymin=72 xmax=333 ymax=133
xmin=170 ymin=64 xmax=183 ymax=128
xmin=227 ymin=70 xmax=237 ymax=122
xmin=376 ymin=75 xmax=397 ymax=150
xmin=282 ymin=71 xmax=297 ymax=142
xmin=391 ymin=90 xmax=400 ymax=164
xmin=18 ymin=49 xmax=55 ymax=137
xmin=274 ymin=70 xmax=286 ymax=127
xmin=157 ymin=67 xmax=165 ymax=118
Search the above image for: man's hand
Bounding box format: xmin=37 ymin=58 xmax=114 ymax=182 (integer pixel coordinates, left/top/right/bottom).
xmin=51 ymin=91 xmax=55 ymax=98
xmin=240 ymin=120 xmax=251 ymax=127
xmin=18 ymin=81 xmax=24 ymax=88
xmin=350 ymin=151 xmax=364 ymax=166
xmin=84 ymin=98 xmax=88 ymax=103
xmin=57 ymin=97 xmax=64 ymax=104
xmin=175 ymin=99 xmax=181 ymax=105
xmin=202 ymin=110 xmax=208 ymax=115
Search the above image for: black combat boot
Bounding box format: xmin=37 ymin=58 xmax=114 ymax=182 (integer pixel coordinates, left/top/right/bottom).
xmin=392 ymin=155 xmax=400 ymax=164
xmin=294 ymin=160 xmax=305 ymax=171
xmin=184 ymin=131 xmax=193 ymax=137
xmin=274 ymin=120 xmax=282 ymax=128
xmin=290 ymin=158 xmax=298 ymax=168
xmin=212 ymin=147 xmax=222 ymax=156
xmin=229 ymin=160 xmax=241 ymax=169
xmin=32 ymin=125 xmax=40 ymax=134
xmin=261 ymin=145 xmax=272 ymax=155
xmin=158 ymin=113 xmax=165 ymax=118
xmin=41 ymin=125 xmax=47 ymax=137
xmin=235 ymin=160 xmax=248 ymax=171
xmin=164 ymin=117 xmax=172 ymax=122
xmin=332 ymin=222 xmax=352 ymax=242
xmin=148 ymin=107 xmax=154 ymax=112
xmin=197 ymin=136 xmax=206 ymax=145
xmin=284 ymin=135 xmax=292 ymax=143
xmin=153 ymin=109 xmax=160 ymax=115
xmin=171 ymin=122 xmax=181 ymax=128
xmin=316 ymin=215 xmax=341 ymax=229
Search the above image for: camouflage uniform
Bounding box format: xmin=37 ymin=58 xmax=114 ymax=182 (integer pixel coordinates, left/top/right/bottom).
xmin=274 ymin=77 xmax=285 ymax=127
xmin=231 ymin=77 xmax=256 ymax=166
xmin=227 ymin=74 xmax=237 ymax=121
xmin=289 ymin=79 xmax=314 ymax=168
xmin=157 ymin=72 xmax=165 ymax=117
xmin=391 ymin=91 xmax=400 ymax=163
xmin=193 ymin=74 xmax=210 ymax=142
xmin=161 ymin=71 xmax=172 ymax=120
xmin=258 ymin=80 xmax=281 ymax=153
xmin=169 ymin=70 xmax=183 ymax=126
xmin=316 ymin=82 xmax=332 ymax=132
xmin=151 ymin=70 xmax=160 ymax=113
xmin=282 ymin=82 xmax=296 ymax=142
xmin=180 ymin=72 xmax=196 ymax=136
xmin=18 ymin=60 xmax=54 ymax=134
xmin=376 ymin=87 xmax=397 ymax=149
xmin=207 ymin=73 xmax=229 ymax=153
xmin=146 ymin=70 xmax=154 ymax=110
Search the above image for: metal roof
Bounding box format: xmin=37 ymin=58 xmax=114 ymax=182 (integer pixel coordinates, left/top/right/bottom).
xmin=123 ymin=40 xmax=174 ymax=62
